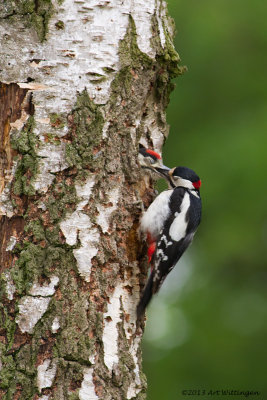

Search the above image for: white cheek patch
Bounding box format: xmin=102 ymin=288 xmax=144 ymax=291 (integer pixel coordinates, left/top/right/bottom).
xmin=169 ymin=192 xmax=190 ymax=241
xmin=176 ymin=177 xmax=194 ymax=190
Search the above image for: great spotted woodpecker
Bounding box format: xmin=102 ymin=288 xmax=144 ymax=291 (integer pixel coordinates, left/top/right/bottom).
xmin=137 ymin=164 xmax=202 ymax=319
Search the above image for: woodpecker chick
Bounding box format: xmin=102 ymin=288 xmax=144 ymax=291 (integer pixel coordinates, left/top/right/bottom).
xmin=137 ymin=166 xmax=202 ymax=319
xmin=138 ymin=145 xmax=170 ymax=178
xmin=138 ymin=145 xmax=171 ymax=262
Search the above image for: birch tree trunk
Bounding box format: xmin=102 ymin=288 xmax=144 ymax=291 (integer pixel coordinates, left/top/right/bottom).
xmin=0 ymin=1 xmax=181 ymax=398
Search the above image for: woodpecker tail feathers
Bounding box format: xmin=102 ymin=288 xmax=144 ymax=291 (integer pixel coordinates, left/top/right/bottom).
xmin=136 ymin=272 xmax=154 ymax=320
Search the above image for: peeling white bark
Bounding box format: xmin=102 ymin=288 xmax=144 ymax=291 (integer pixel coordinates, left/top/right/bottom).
xmin=5 ymin=235 xmax=17 ymax=251
xmin=73 ymin=227 xmax=100 ymax=281
xmin=33 ymin=143 xmax=68 ymax=193
xmin=96 ymin=187 xmax=120 ymax=233
xmin=60 ymin=211 xmax=93 ymax=247
xmin=103 ymin=278 xmax=142 ymax=396
xmin=126 ymin=336 xmax=142 ymax=399
xmin=123 ymin=269 xmax=143 ymax=398
xmin=51 ymin=317 xmax=60 ymax=334
xmin=60 ymin=176 xmax=122 ymax=281
xmin=60 ymin=176 xmax=95 ymax=246
xmin=88 ymin=354 xmax=96 ymax=364
xmin=102 ymin=280 xmax=143 ymax=397
xmin=16 ymin=297 xmax=51 ymax=334
xmin=4 ymin=271 xmax=16 ymax=301
xmin=29 ymin=275 xmax=59 ymax=296
xmin=0 ymin=160 xmax=18 ymax=217
xmin=144 ymin=93 xmax=166 ymax=152
xmin=103 ymin=285 xmax=123 ymax=370
xmin=37 ymin=359 xmax=57 ymax=392
xmin=79 ymin=368 xmax=99 ymax=400
xmin=127 ymin=381 xmax=141 ymax=400
xmin=60 ymin=175 xmax=101 ymax=281
xmin=131 ymin=0 xmax=157 ymax=57
xmin=156 ymin=1 xmax=166 ymax=49
xmin=16 ymin=276 xmax=59 ymax=333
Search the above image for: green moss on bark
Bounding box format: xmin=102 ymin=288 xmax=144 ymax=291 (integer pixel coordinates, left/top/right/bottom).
xmin=65 ymin=89 xmax=104 ymax=173
xmin=110 ymin=16 xmax=153 ymax=106
xmin=55 ymin=20 xmax=65 ymax=30
xmin=11 ymin=243 xmax=46 ymax=295
xmin=49 ymin=112 xmax=66 ymax=129
xmin=154 ymin=7 xmax=186 ymax=107
xmin=45 ymin=179 xmax=78 ymax=222
xmin=1 ymin=0 xmax=63 ymax=41
xmin=0 ymin=342 xmax=37 ymax=397
xmin=0 ymin=343 xmax=16 ymax=389
xmin=109 ymin=13 xmax=182 ymax=142
xmin=11 ymin=116 xmax=40 ymax=196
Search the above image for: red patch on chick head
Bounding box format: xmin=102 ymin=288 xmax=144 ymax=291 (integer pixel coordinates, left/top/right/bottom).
xmin=146 ymin=149 xmax=161 ymax=159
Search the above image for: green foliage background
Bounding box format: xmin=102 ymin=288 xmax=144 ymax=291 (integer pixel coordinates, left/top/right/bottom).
xmin=143 ymin=1 xmax=267 ymax=399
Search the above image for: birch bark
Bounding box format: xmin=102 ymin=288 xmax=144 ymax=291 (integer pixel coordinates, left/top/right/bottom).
xmin=0 ymin=1 xmax=181 ymax=398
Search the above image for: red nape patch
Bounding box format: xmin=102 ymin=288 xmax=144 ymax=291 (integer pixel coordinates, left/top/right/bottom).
xmin=148 ymin=242 xmax=156 ymax=263
xmin=193 ymin=179 xmax=201 ymax=189
xmin=146 ymin=149 xmax=161 ymax=159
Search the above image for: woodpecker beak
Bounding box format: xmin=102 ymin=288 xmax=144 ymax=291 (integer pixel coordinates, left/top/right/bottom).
xmin=157 ymin=167 xmax=175 ymax=187
xmin=153 ymin=164 xmax=171 ymax=177
xmin=168 ymin=167 xmax=175 ymax=177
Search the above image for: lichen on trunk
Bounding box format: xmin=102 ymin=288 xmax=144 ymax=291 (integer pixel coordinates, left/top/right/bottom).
xmin=0 ymin=1 xmax=182 ymax=398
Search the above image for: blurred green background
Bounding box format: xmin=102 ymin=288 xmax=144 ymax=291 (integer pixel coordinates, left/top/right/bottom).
xmin=143 ymin=1 xmax=267 ymax=399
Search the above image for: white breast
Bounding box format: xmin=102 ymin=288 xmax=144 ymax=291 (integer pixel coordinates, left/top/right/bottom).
xmin=169 ymin=191 xmax=190 ymax=241
xmin=140 ymin=190 xmax=172 ymax=240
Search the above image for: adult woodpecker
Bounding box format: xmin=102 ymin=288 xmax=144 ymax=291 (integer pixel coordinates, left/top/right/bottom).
xmin=137 ymin=165 xmax=202 ymax=319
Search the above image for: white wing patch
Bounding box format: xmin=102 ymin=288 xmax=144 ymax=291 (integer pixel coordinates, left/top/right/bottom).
xmin=169 ymin=192 xmax=190 ymax=241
